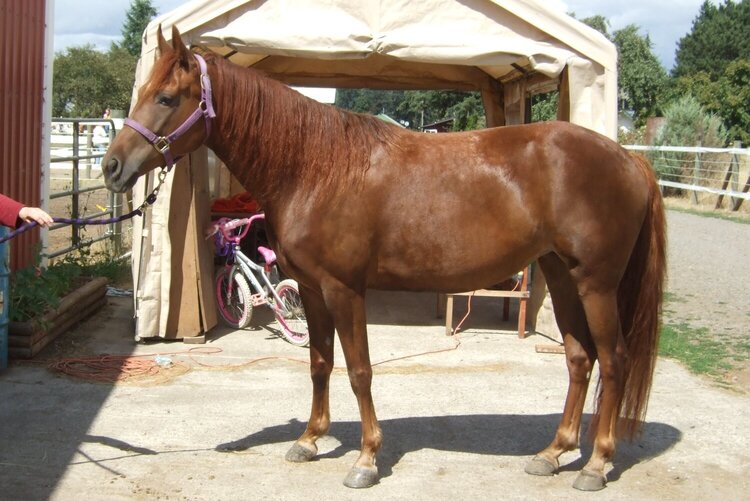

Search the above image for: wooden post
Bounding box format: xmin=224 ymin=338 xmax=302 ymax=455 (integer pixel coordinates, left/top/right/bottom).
xmin=736 ymin=170 xmax=750 ymax=211
xmin=716 ymin=141 xmax=741 ymax=209
xmin=481 ymin=78 xmax=505 ymax=128
xmin=730 ymin=141 xmax=742 ymax=211
xmin=557 ymin=67 xmax=570 ymax=123
xmin=691 ymin=145 xmax=702 ymax=205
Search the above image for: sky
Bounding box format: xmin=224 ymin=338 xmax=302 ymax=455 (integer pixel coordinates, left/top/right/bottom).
xmin=53 ymin=0 xmax=710 ymax=71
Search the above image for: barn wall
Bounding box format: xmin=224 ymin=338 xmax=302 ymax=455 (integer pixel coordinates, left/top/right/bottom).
xmin=0 ymin=0 xmax=47 ymax=270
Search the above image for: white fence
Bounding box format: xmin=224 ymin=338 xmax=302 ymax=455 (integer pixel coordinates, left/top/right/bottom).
xmin=623 ymin=144 xmax=750 ymax=210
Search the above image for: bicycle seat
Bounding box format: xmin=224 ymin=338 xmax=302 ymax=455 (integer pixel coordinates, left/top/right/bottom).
xmin=257 ymin=246 xmax=277 ymax=265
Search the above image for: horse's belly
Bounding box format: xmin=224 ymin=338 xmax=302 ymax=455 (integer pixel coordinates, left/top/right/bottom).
xmin=368 ymin=227 xmax=542 ymax=293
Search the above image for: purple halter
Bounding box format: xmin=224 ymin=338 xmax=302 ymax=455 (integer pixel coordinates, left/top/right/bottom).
xmin=124 ymin=53 xmax=216 ymax=170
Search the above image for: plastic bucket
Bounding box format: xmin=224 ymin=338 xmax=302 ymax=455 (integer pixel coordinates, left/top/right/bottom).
xmin=0 ymin=227 xmax=9 ymax=369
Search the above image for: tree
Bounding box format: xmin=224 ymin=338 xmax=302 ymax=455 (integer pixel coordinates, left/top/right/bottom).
xmin=581 ymin=15 xmax=610 ymax=38
xmin=119 ymin=0 xmax=158 ymax=57
xmin=713 ymin=59 xmax=750 ymax=144
xmin=614 ymin=25 xmax=668 ymax=125
xmin=52 ymin=46 xmax=115 ymax=117
xmin=105 ymin=45 xmax=139 ymax=112
xmin=335 ymin=89 xmax=408 ymax=120
xmin=673 ymin=0 xmax=750 ymax=79
xmin=531 ymin=92 xmax=558 ymax=123
xmin=396 ymin=91 xmax=484 ymax=130
xmin=577 ymin=15 xmax=667 ymax=126
xmin=336 ymin=89 xmax=484 ymax=131
xmin=667 ymin=59 xmax=750 ymax=144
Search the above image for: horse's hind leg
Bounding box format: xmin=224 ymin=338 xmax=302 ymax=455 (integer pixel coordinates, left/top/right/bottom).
xmin=286 ymin=284 xmax=335 ymax=463
xmin=525 ymin=254 xmax=596 ymax=476
xmin=572 ymin=286 xmax=626 ymax=491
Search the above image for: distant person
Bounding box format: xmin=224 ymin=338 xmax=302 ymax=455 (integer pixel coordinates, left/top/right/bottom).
xmin=103 ymin=108 xmax=112 ymax=133
xmin=0 ymin=193 xmax=53 ymax=229
xmin=93 ymin=124 xmax=108 ymax=165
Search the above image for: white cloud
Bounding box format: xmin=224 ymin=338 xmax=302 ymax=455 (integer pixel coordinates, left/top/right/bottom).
xmin=53 ymin=0 xmax=185 ymax=52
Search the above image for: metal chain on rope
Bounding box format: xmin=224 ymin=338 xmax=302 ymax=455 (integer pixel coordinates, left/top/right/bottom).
xmin=0 ymin=167 xmax=168 ymax=245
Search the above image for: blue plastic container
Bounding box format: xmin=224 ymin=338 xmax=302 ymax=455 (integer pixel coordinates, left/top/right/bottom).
xmin=0 ymin=227 xmax=9 ymax=369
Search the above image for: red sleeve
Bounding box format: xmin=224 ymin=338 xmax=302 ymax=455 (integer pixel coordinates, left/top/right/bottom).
xmin=0 ymin=193 xmax=25 ymax=228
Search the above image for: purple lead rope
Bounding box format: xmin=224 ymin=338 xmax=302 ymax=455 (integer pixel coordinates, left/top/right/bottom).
xmin=0 ymin=167 xmax=167 ymax=245
xmin=0 ymin=193 xmax=156 ymax=245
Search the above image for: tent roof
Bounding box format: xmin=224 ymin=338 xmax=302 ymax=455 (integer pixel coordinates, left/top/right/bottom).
xmin=142 ymin=0 xmax=615 ymax=91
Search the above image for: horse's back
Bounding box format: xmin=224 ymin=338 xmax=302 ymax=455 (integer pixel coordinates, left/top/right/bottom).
xmin=276 ymin=121 xmax=649 ymax=292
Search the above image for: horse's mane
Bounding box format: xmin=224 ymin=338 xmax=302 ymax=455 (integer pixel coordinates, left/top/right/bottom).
xmin=197 ymin=51 xmax=402 ymax=203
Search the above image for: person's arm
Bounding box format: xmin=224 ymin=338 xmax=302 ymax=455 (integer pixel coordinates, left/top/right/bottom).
xmin=0 ymin=194 xmax=53 ymax=228
xmin=0 ymin=193 xmax=25 ymax=228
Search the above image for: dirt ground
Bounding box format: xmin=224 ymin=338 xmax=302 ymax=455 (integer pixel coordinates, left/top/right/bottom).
xmin=661 ymin=206 xmax=750 ymax=390
xmin=1 ymin=209 xmax=749 ymax=500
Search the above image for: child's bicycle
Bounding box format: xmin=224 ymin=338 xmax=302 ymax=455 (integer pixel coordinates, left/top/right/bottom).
xmin=210 ymin=213 xmax=309 ymax=347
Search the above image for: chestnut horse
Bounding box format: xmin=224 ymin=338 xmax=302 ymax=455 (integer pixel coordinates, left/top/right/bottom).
xmin=103 ymin=27 xmax=666 ymax=491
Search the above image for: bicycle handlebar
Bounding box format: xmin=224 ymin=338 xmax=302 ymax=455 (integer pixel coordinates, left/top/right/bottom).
xmin=217 ymin=213 xmax=265 ymax=243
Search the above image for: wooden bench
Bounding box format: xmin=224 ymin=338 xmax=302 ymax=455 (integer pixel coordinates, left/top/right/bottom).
xmin=439 ymin=266 xmax=530 ymax=338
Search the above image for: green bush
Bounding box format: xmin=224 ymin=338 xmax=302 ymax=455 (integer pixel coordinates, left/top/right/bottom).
xmin=651 ymin=96 xmax=728 ymax=184
xmin=9 ymin=249 xmax=129 ymax=322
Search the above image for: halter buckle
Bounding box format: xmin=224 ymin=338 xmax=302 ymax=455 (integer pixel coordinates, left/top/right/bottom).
xmin=154 ymin=137 xmax=170 ymax=153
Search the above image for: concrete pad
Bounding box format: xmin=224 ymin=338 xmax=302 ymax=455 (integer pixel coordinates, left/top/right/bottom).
xmin=1 ymin=290 xmax=748 ymax=500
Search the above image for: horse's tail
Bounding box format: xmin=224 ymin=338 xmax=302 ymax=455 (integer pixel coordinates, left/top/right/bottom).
xmin=616 ymin=153 xmax=667 ymax=439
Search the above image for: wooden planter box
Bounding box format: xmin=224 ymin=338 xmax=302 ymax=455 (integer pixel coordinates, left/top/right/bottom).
xmin=8 ymin=276 xmax=109 ymax=359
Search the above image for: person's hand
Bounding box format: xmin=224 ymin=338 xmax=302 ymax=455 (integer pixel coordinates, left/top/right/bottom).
xmin=18 ymin=206 xmax=53 ymax=227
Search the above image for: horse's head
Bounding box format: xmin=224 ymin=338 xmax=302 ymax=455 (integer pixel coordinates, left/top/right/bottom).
xmin=103 ymin=26 xmax=213 ymax=193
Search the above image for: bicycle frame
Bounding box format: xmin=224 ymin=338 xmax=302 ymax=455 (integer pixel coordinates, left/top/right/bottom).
xmin=229 ymin=246 xmax=287 ymax=310
xmin=215 ymin=214 xmax=294 ymax=323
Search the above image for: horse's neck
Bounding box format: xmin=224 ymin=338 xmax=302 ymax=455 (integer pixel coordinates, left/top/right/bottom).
xmin=205 ymin=66 xmax=306 ymax=206
xmin=204 ymin=59 xmax=394 ymax=209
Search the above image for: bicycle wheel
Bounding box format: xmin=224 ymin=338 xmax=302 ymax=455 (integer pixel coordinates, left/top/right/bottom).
xmin=215 ymin=267 xmax=253 ymax=329
xmin=273 ymin=279 xmax=309 ymax=346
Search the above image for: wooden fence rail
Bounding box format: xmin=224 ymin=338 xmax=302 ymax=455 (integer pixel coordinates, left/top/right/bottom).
xmin=624 ymin=143 xmax=750 ymax=210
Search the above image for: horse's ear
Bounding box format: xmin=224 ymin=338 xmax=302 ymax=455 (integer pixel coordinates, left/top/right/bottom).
xmin=156 ymin=24 xmax=172 ymax=57
xmin=170 ymin=25 xmax=191 ymax=69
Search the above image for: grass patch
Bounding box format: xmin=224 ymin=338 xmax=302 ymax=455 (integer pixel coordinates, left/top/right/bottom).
xmin=664 ymin=202 xmax=750 ymax=225
xmin=663 ymin=291 xmax=684 ymax=303
xmin=659 ymin=322 xmax=733 ymax=377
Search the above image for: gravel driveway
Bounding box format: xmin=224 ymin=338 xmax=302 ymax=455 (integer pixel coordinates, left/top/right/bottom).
xmin=663 ymin=209 xmax=750 ymax=390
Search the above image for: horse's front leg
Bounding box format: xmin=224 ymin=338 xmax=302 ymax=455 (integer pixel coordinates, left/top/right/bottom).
xmin=286 ymin=284 xmax=335 ymax=463
xmin=324 ymin=284 xmax=381 ymax=488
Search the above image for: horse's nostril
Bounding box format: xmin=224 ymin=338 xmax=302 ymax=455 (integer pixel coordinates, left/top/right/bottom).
xmin=106 ymin=157 xmax=121 ymax=179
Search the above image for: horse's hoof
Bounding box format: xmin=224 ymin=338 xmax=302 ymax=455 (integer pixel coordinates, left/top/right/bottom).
xmin=572 ymin=469 xmax=607 ymax=491
xmin=343 ymin=466 xmax=379 ymax=488
xmin=285 ymin=443 xmax=316 ymax=463
xmin=524 ymin=455 xmax=558 ymax=476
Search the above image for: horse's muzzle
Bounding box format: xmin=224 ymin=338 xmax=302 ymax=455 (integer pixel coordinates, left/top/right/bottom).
xmin=102 ymin=156 xmax=133 ymax=193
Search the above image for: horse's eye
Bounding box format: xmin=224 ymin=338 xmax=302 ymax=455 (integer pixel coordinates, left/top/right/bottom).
xmin=156 ymin=94 xmax=175 ymax=106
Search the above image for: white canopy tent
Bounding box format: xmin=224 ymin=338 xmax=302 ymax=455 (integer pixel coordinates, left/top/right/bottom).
xmin=129 ymin=0 xmax=617 ymax=340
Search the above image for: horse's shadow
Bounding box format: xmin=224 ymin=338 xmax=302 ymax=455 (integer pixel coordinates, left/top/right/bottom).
xmin=216 ymin=413 xmax=681 ymax=482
